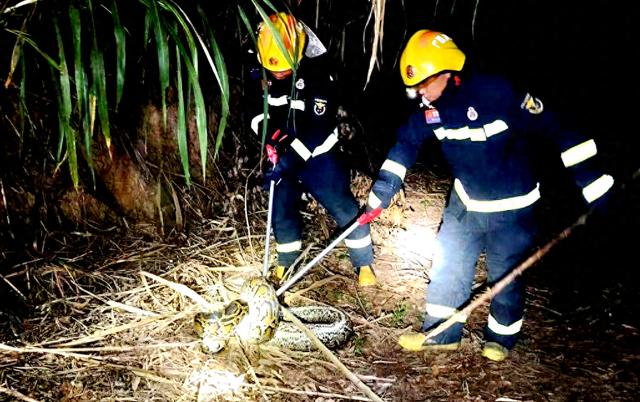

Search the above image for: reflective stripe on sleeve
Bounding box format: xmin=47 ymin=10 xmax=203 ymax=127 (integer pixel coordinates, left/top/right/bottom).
xmin=344 ymin=235 xmax=372 ymax=249
xmin=251 ymin=113 xmax=268 ymax=134
xmin=381 ymin=159 xmax=407 ymax=180
xmin=276 ymin=240 xmax=302 ymax=253
xmin=582 ymin=174 xmax=614 ymax=203
xmin=426 ymin=303 xmax=467 ymax=322
xmin=368 ymin=192 xmax=382 ymax=209
xmin=454 ymin=179 xmax=540 ymax=212
xmin=290 ymin=139 xmax=312 ymax=161
xmin=433 ymin=120 xmax=508 ymax=141
xmin=311 ymin=129 xmax=339 ymax=157
xmin=561 ymin=139 xmax=597 ymax=168
xmin=487 ymin=315 xmax=523 ymax=336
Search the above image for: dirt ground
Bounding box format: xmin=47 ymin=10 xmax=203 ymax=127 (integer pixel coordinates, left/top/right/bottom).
xmin=1 ymin=168 xmax=639 ymax=401
xmin=292 ymin=170 xmax=640 ymax=402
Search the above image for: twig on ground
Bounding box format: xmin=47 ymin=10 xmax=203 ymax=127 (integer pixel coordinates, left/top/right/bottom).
xmin=0 ymin=386 xmax=41 ymax=402
xmin=281 ymin=306 xmax=385 ymax=402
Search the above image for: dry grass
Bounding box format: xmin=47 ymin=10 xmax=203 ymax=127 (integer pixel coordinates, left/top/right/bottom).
xmin=0 ymin=172 xmax=426 ymax=402
xmin=1 ymin=169 xmax=638 ymax=401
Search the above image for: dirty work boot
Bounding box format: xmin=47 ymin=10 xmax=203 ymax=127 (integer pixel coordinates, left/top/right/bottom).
xmin=398 ymin=332 xmax=461 ymax=352
xmin=481 ymin=342 xmax=509 ymax=362
xmin=356 ymin=265 xmax=376 ymax=287
xmin=269 ymin=265 xmax=287 ymax=283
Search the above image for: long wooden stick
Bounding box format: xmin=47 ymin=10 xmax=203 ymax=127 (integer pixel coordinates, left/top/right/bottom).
xmin=424 ymin=214 xmax=587 ymax=341
xmin=280 ymin=306 xmax=385 ymax=402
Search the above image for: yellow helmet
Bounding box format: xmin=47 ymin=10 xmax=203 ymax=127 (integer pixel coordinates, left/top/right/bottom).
xmin=399 ymin=30 xmax=466 ymax=86
xmin=257 ymin=12 xmax=307 ymax=72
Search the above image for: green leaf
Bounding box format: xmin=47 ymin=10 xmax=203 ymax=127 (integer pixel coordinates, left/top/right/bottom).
xmin=197 ymin=7 xmax=229 ymax=159
xmin=111 ymin=0 xmax=126 ymax=110
xmin=251 ymin=0 xmax=299 ymax=73
xmin=54 ymin=16 xmax=79 ymax=189
xmin=237 ymin=5 xmax=269 ymax=158
xmin=6 ymin=29 xmax=60 ymax=70
xmin=87 ymin=0 xmax=111 ymax=152
xmin=167 ymin=23 xmax=208 ymax=183
xmin=174 ymin=45 xmax=190 ymax=186
xmin=69 ymin=4 xmax=93 ymax=177
xmin=148 ymin=0 xmax=170 ymax=127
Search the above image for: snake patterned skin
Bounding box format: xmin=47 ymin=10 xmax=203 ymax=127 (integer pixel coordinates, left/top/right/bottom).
xmin=194 ymin=276 xmax=352 ymax=353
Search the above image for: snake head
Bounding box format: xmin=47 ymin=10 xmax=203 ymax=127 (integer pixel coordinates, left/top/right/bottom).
xmin=194 ymin=310 xmax=227 ymax=353
xmin=194 ymin=300 xmax=249 ymax=354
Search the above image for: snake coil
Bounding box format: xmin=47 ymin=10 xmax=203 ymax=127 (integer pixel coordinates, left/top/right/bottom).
xmin=194 ymin=276 xmax=352 ymax=352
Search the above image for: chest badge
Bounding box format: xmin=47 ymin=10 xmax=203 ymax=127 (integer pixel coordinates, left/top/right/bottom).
xmin=295 ymin=78 xmax=305 ymax=90
xmin=313 ymin=97 xmax=327 ymax=116
xmin=467 ymin=106 xmax=478 ymax=121
xmin=521 ymin=93 xmax=544 ymax=114
xmin=424 ymin=108 xmax=441 ymax=124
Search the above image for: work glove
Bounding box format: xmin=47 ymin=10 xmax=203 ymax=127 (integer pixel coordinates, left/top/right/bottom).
xmin=367 ymin=179 xmax=398 ymax=210
xmin=263 ymin=150 xmax=297 ymax=187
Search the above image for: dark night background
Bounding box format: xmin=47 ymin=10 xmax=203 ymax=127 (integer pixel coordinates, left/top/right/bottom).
xmin=0 ymin=0 xmax=638 ymax=398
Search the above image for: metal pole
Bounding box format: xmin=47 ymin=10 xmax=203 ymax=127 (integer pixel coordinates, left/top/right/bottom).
xmin=261 ymin=180 xmax=275 ymax=277
xmin=276 ymin=207 xmax=381 ymax=297
xmin=276 ymin=220 xmax=360 ymax=296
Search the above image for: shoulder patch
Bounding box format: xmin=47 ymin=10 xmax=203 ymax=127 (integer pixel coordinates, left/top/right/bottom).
xmin=520 ymin=93 xmax=544 ymax=114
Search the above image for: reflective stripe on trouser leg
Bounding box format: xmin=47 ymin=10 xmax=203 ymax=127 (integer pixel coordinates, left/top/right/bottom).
xmin=272 ymin=177 xmax=303 ymax=267
xmin=300 ymin=154 xmax=374 ymax=268
xmin=421 ymin=202 xmax=484 ymax=344
xmin=344 ymin=224 xmax=374 ymax=268
xmin=483 ymin=208 xmax=537 ymax=349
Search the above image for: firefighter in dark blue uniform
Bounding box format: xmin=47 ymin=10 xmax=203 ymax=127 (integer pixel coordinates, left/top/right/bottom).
xmin=252 ymin=13 xmax=376 ymax=286
xmin=368 ymin=30 xmax=614 ymax=361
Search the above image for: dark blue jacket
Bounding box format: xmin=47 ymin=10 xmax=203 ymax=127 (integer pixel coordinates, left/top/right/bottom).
xmin=250 ymin=56 xmax=340 ymax=173
xmin=369 ymin=70 xmax=614 ymax=213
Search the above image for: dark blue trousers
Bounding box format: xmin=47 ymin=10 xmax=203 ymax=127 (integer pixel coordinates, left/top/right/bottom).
xmin=421 ymin=192 xmax=538 ymax=349
xmin=271 ymin=153 xmax=373 ymax=269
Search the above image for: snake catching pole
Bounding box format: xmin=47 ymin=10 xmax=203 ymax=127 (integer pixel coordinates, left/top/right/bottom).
xmin=261 ymin=143 xmax=278 ymax=277
xmin=276 ymin=208 xmax=381 ymax=296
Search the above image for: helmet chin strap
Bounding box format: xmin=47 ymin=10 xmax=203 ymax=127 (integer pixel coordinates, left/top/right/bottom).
xmin=405 ymin=87 xmax=433 ymax=108
xmin=421 ymin=96 xmax=432 ymax=107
